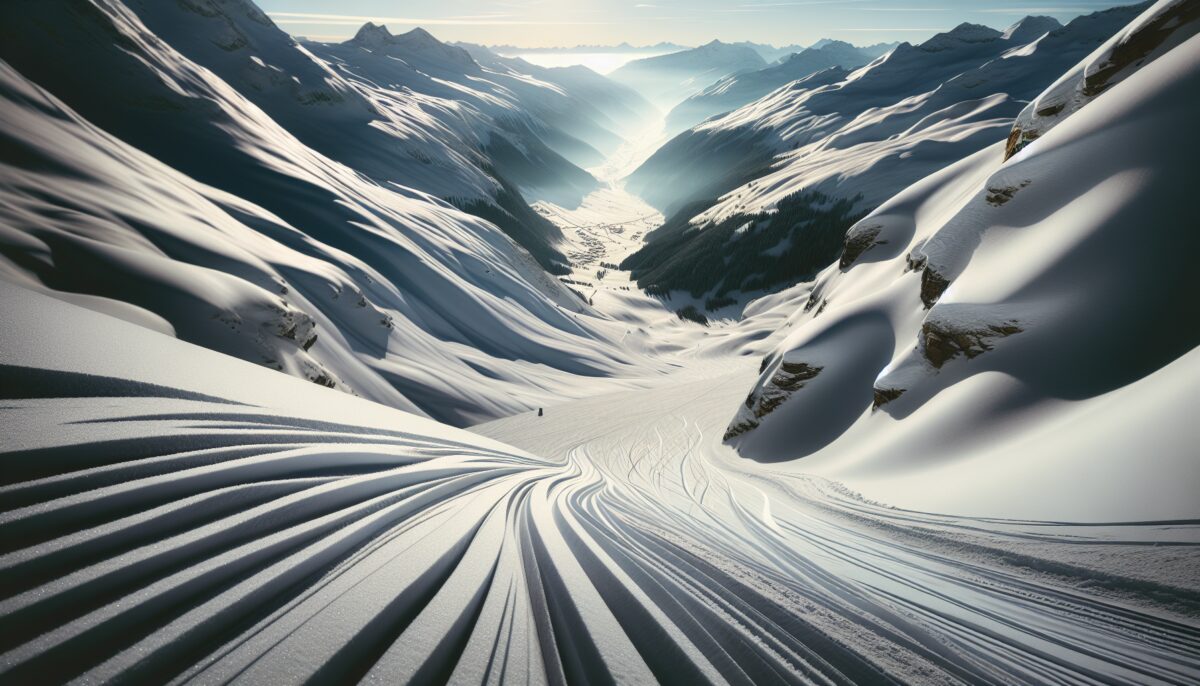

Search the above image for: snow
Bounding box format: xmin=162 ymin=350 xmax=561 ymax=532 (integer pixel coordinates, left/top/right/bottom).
xmin=728 ymin=11 xmax=1200 ymax=521
xmin=3 ymin=285 xmax=1197 ymax=682
xmin=609 ymin=40 xmax=768 ymax=110
xmin=629 ymin=5 xmax=1147 ymax=231
xmin=665 ymin=40 xmax=881 ymax=133
xmin=0 ymin=0 xmax=1198 ymax=682
xmin=0 ymin=43 xmax=643 ymax=425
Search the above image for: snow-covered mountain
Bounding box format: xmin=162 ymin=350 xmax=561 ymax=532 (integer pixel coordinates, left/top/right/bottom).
xmin=1 ymin=0 xmax=1198 ymax=682
xmin=622 ymin=8 xmax=1152 ymax=299
xmin=0 ymin=1 xmax=595 ymax=274
xmin=609 ymin=40 xmax=768 ymax=109
xmin=724 ymin=0 xmax=1200 ymax=514
xmin=453 ymin=42 xmax=657 ymax=146
xmin=488 ymin=41 xmax=689 ymax=55
xmin=0 ymin=2 xmax=650 ymax=425
xmin=311 ymin=25 xmax=650 ymax=178
xmin=665 ymin=40 xmax=884 ymax=132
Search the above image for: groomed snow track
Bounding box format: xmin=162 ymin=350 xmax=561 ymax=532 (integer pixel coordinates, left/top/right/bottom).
xmin=2 ymin=287 xmax=1198 ymax=684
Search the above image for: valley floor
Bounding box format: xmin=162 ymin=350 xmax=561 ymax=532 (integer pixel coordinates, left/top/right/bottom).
xmin=457 ymin=117 xmax=1200 ymax=684
xmin=472 ymin=357 xmax=1200 ymax=684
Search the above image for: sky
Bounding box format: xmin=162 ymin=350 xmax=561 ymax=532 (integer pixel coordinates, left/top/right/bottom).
xmin=257 ymin=0 xmax=1132 ymax=48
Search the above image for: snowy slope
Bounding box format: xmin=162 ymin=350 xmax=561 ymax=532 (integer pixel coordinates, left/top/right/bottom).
xmin=308 ymin=24 xmax=639 ymax=199
xmin=665 ymin=41 xmax=879 ymax=132
xmin=609 ymin=40 xmax=768 ymax=109
xmin=456 ymin=44 xmax=656 ymax=142
xmin=5 ymin=280 xmax=1198 ymax=684
xmin=725 ymin=1 xmax=1200 ymax=517
xmin=0 ymin=285 xmax=555 ymax=682
xmin=0 ymin=20 xmax=649 ymax=425
xmin=622 ymin=9 xmax=1151 ymax=298
xmin=0 ymin=0 xmax=585 ymax=273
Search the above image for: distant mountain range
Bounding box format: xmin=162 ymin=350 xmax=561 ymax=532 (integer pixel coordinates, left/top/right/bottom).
xmin=609 ymin=40 xmax=770 ymax=109
xmin=486 ymin=42 xmax=689 ymax=54
xmin=0 ymin=0 xmax=651 ymax=423
xmin=621 ymin=9 xmax=1156 ymax=298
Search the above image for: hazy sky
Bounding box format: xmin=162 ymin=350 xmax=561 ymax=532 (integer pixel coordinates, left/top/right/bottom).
xmin=257 ymin=0 xmax=1130 ymax=48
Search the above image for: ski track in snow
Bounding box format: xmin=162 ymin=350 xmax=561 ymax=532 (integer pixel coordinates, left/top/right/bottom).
xmin=475 ymin=371 xmax=1200 ymax=685
xmin=5 ymin=296 xmax=1197 ymax=684
xmin=4 ymin=3 xmax=1200 ymax=681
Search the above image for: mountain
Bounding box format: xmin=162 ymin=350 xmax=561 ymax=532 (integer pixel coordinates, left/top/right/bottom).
xmin=620 ymin=7 xmax=1165 ymax=299
xmin=724 ymin=0 xmax=1200 ymax=506
xmin=1 ymin=0 xmax=1198 ymax=682
xmin=609 ymin=40 xmax=768 ymax=108
xmin=0 ymin=3 xmax=645 ymax=425
xmin=106 ymin=2 xmax=600 ymax=272
xmin=487 ymin=42 xmax=689 ymax=55
xmin=453 ymin=42 xmax=656 ymax=142
xmin=309 ymin=24 xmax=607 ymax=206
xmin=665 ymin=40 xmax=883 ymax=132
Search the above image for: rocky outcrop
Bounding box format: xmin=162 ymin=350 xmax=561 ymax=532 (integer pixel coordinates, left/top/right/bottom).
xmin=725 ymin=361 xmax=823 ymax=440
xmin=274 ymin=307 xmax=318 ymax=351
xmin=1004 ymin=0 xmax=1200 ymax=160
xmin=922 ymin=320 xmax=1022 ymax=368
xmin=920 ymin=268 xmax=950 ymax=309
xmin=872 ymin=386 xmax=905 ymax=409
xmin=985 ymin=180 xmax=1031 ymax=206
xmin=840 ymin=224 xmax=885 ymax=269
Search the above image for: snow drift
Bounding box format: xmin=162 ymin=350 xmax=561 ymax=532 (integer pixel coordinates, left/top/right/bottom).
xmin=726 ymin=0 xmax=1200 ymax=518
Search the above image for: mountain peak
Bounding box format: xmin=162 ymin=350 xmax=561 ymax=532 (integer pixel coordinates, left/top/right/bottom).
xmin=1003 ymin=15 xmax=1063 ymax=43
xmin=946 ymin=22 xmax=1003 ymax=40
xmin=399 ymin=27 xmax=437 ymax=42
xmin=351 ymin=22 xmax=393 ymax=46
xmin=813 ymin=39 xmax=855 ymax=52
xmin=919 ymin=23 xmax=1002 ymax=51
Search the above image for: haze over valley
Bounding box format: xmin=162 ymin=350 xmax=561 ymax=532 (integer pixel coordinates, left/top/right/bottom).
xmin=1 ymin=1 xmax=1198 ymax=683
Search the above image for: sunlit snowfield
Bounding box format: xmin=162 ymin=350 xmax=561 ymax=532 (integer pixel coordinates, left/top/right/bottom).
xmin=1 ymin=0 xmax=1199 ymax=683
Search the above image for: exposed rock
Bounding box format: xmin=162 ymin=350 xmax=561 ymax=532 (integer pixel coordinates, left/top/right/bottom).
xmin=1082 ymin=1 xmax=1200 ymax=97
xmin=905 ymin=250 xmax=928 ymax=273
xmin=920 ymin=268 xmax=950 ymax=308
xmin=872 ymin=387 xmax=906 ymax=409
xmin=840 ymin=224 xmax=886 ymax=269
xmin=922 ymin=320 xmax=1023 ymax=368
xmin=724 ymin=362 xmax=823 ymax=440
xmin=804 ymin=290 xmax=822 ymax=312
xmin=986 ymin=180 xmax=1030 ymax=206
xmin=1005 ymin=128 xmax=1040 ymax=160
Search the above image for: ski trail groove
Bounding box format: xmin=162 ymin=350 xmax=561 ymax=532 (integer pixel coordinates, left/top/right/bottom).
xmin=1 ymin=364 xmax=1198 ymax=683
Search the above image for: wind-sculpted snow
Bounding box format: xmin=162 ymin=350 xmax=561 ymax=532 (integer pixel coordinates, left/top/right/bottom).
xmin=727 ymin=6 xmax=1200 ymax=518
xmin=4 ymin=286 xmax=1198 ymax=684
xmin=1007 ymin=0 xmax=1200 ymax=159
xmin=0 ymin=52 xmax=649 ymax=425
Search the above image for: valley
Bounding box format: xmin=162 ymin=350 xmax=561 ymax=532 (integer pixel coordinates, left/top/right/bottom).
xmin=1 ymin=0 xmax=1198 ymax=682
